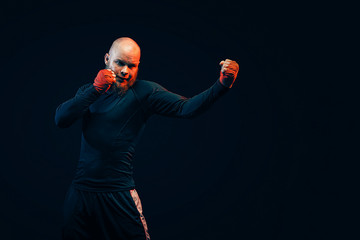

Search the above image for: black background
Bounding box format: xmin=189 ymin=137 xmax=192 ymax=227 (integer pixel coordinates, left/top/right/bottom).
xmin=0 ymin=1 xmax=351 ymax=240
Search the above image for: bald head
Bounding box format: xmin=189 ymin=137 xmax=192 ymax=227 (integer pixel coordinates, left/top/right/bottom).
xmin=108 ymin=37 xmax=141 ymax=60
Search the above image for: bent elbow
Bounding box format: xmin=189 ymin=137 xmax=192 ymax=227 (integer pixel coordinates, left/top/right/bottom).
xmin=54 ymin=116 xmax=70 ymax=128
xmin=54 ymin=104 xmax=73 ymax=128
xmin=54 ymin=109 xmax=72 ymax=128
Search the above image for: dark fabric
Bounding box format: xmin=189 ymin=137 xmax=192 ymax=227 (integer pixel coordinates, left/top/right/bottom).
xmin=55 ymin=79 xmax=229 ymax=191
xmin=62 ymin=184 xmax=150 ymax=240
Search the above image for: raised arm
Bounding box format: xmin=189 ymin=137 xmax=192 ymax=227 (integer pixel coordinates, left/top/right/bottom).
xmin=146 ymin=59 xmax=239 ymax=119
xmin=55 ymin=83 xmax=100 ymax=128
xmin=54 ymin=69 xmax=116 ymax=128
xmin=146 ymin=79 xmax=228 ymax=118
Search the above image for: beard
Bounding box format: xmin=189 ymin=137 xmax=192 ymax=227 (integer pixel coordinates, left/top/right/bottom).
xmin=111 ymin=74 xmax=137 ymax=96
xmin=106 ymin=65 xmax=138 ymax=96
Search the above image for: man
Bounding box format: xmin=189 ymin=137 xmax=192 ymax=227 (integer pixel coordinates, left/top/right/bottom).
xmin=55 ymin=37 xmax=239 ymax=240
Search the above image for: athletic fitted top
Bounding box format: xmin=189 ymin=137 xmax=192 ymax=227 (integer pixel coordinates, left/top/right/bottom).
xmin=55 ymin=79 xmax=229 ymax=191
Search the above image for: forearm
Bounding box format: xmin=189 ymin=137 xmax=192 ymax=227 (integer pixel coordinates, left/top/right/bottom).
xmin=178 ymin=79 xmax=229 ymax=118
xmin=55 ymin=84 xmax=101 ymax=128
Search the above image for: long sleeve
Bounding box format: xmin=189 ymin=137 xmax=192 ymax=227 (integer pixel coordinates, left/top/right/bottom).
xmin=146 ymin=79 xmax=229 ymax=118
xmin=55 ymin=83 xmax=101 ymax=128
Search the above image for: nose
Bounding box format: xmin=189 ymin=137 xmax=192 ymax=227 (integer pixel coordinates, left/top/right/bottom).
xmin=120 ymin=66 xmax=129 ymax=77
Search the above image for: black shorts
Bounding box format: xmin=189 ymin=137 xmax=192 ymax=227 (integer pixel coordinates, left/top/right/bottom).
xmin=62 ymin=184 xmax=150 ymax=240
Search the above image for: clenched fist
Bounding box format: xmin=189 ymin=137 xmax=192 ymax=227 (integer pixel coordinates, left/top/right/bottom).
xmin=219 ymin=59 xmax=239 ymax=88
xmin=93 ymin=69 xmax=117 ymax=93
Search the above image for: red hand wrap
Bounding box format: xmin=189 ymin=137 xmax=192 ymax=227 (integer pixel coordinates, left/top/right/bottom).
xmin=93 ymin=69 xmax=116 ymax=93
xmin=220 ymin=71 xmax=236 ymax=88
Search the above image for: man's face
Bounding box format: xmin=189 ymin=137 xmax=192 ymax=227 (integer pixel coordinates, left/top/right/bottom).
xmin=105 ymin=43 xmax=140 ymax=95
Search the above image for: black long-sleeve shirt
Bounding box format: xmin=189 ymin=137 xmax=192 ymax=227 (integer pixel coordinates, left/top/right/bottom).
xmin=55 ymin=79 xmax=229 ymax=191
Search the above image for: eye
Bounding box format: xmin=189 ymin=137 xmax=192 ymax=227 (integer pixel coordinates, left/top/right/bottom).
xmin=115 ymin=60 xmax=124 ymax=66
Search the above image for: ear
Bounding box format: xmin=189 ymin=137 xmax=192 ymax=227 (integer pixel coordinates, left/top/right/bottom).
xmin=104 ymin=53 xmax=110 ymax=65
